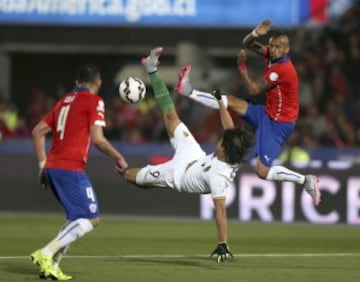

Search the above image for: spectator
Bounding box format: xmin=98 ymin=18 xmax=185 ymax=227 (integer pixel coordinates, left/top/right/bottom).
xmin=0 ymin=96 xmax=19 ymax=137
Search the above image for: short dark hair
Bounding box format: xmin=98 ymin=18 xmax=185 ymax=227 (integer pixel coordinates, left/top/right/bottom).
xmin=76 ymin=64 xmax=100 ymax=84
xmin=270 ymin=30 xmax=290 ymax=46
xmin=222 ymin=126 xmax=254 ymax=164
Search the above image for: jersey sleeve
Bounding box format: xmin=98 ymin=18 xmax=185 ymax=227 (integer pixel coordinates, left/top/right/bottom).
xmin=89 ymin=96 xmax=106 ymax=127
xmin=43 ymin=101 xmax=61 ymax=127
xmin=43 ymin=111 xmax=54 ymax=127
xmin=209 ymin=176 xmax=229 ymax=199
xmin=266 ymin=63 xmax=291 ymax=87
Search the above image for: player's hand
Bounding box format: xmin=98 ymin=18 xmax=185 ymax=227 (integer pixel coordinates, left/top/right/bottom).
xmin=237 ymin=49 xmax=247 ymax=65
xmin=255 ymin=19 xmax=272 ymax=36
xmin=115 ymin=158 xmax=128 ymax=175
xmin=39 ymin=169 xmax=48 ymax=190
xmin=210 ymin=243 xmax=234 ymax=263
xmin=212 ymin=89 xmax=222 ymax=101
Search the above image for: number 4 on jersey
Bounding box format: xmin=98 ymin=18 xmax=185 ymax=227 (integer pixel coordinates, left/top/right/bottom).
xmin=57 ymin=105 xmax=70 ymax=140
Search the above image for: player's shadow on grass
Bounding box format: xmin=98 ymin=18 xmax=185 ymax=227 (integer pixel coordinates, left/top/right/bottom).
xmin=239 ymin=261 xmax=359 ymax=271
xmin=107 ymin=257 xmax=225 ymax=270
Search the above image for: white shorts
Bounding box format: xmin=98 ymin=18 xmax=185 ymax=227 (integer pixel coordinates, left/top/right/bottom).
xmin=136 ymin=123 xmax=206 ymax=191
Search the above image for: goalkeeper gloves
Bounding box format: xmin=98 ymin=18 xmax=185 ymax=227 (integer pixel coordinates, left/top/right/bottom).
xmin=210 ymin=243 xmax=234 ymax=263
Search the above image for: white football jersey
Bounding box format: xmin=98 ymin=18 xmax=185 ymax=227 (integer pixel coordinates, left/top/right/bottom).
xmin=180 ymin=153 xmax=239 ymax=198
xmin=135 ymin=123 xmax=240 ymax=199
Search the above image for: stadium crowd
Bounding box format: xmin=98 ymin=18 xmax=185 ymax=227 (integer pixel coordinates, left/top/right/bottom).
xmin=0 ymin=7 xmax=359 ymax=148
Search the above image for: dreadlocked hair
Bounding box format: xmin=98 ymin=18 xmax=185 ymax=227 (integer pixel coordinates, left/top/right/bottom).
xmin=222 ymin=126 xmax=254 ymax=165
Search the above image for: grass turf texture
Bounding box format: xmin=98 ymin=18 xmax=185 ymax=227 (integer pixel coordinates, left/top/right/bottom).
xmin=0 ymin=214 xmax=359 ymax=282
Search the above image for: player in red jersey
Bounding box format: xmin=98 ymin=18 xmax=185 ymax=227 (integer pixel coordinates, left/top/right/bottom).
xmin=176 ymin=20 xmax=321 ymax=206
xmin=30 ymin=64 xmax=128 ymax=280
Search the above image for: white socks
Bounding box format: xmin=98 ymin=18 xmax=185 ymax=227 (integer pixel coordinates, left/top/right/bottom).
xmin=56 ymin=218 xmax=94 ymax=247
xmin=41 ymin=218 xmax=94 ymax=256
xmin=53 ymin=245 xmax=70 ymax=267
xmin=266 ymin=165 xmax=305 ymax=184
xmin=189 ymin=89 xmax=228 ymax=109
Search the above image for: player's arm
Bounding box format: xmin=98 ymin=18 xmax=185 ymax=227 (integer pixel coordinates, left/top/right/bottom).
xmin=212 ymin=90 xmax=234 ymax=130
xmin=90 ymin=125 xmax=128 ymax=173
xmin=32 ymin=120 xmax=52 ymax=189
xmin=237 ymin=49 xmax=273 ymax=95
xmin=242 ymin=19 xmax=271 ymax=56
xmin=213 ymin=197 xmax=227 ymax=243
xmin=210 ymin=197 xmax=233 ymax=263
xmin=32 ymin=120 xmax=51 ymax=168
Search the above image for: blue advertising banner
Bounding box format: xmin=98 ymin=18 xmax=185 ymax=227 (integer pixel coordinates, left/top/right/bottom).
xmin=0 ymin=0 xmax=301 ymax=27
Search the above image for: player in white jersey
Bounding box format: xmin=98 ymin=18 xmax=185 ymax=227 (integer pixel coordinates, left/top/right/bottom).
xmin=135 ymin=123 xmax=239 ymax=199
xmin=118 ymin=47 xmax=253 ymax=263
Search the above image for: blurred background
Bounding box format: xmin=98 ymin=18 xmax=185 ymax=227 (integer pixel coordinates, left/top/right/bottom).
xmin=0 ymin=0 xmax=359 ymax=224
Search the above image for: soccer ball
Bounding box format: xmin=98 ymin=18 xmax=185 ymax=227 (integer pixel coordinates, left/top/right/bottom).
xmin=118 ymin=77 xmax=146 ymax=104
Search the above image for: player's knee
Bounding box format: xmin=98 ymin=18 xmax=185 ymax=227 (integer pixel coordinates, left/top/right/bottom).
xmin=255 ymin=169 xmax=267 ymax=179
xmin=255 ymin=160 xmax=269 ymax=179
xmin=164 ymin=110 xmax=179 ymax=122
xmin=227 ymin=95 xmax=237 ymax=104
xmin=90 ymin=217 xmax=100 ymax=227
xmin=228 ymin=95 xmax=247 ymax=115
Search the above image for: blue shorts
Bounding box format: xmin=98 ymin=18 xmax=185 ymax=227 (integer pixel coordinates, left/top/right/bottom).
xmin=43 ymin=168 xmax=99 ymax=221
xmin=243 ymin=104 xmax=295 ymax=167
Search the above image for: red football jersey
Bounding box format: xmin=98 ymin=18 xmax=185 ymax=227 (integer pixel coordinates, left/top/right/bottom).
xmin=263 ymin=46 xmax=299 ymax=122
xmin=44 ymin=89 xmax=106 ymax=171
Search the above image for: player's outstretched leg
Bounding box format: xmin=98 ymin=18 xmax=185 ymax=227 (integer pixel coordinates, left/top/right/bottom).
xmin=175 ymin=64 xmax=193 ymax=96
xmin=302 ymin=175 xmax=321 ymax=206
xmin=175 ymin=64 xmax=228 ymax=109
xmin=141 ymin=47 xmax=176 ymax=115
xmin=141 ymin=47 xmax=180 ymax=137
xmin=141 ymin=46 xmax=163 ymax=73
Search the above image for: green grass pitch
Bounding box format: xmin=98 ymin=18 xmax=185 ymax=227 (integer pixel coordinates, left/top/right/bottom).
xmin=0 ymin=214 xmax=359 ymax=282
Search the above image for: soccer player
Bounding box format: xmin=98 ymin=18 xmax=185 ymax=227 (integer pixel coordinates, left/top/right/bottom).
xmin=31 ymin=64 xmax=128 ymax=280
xmin=119 ymin=47 xmax=253 ymax=263
xmin=175 ymin=19 xmax=321 ymax=206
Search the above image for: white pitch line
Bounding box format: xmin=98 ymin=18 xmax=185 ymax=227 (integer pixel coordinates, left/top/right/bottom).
xmin=1 ymin=253 xmax=360 ymax=260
